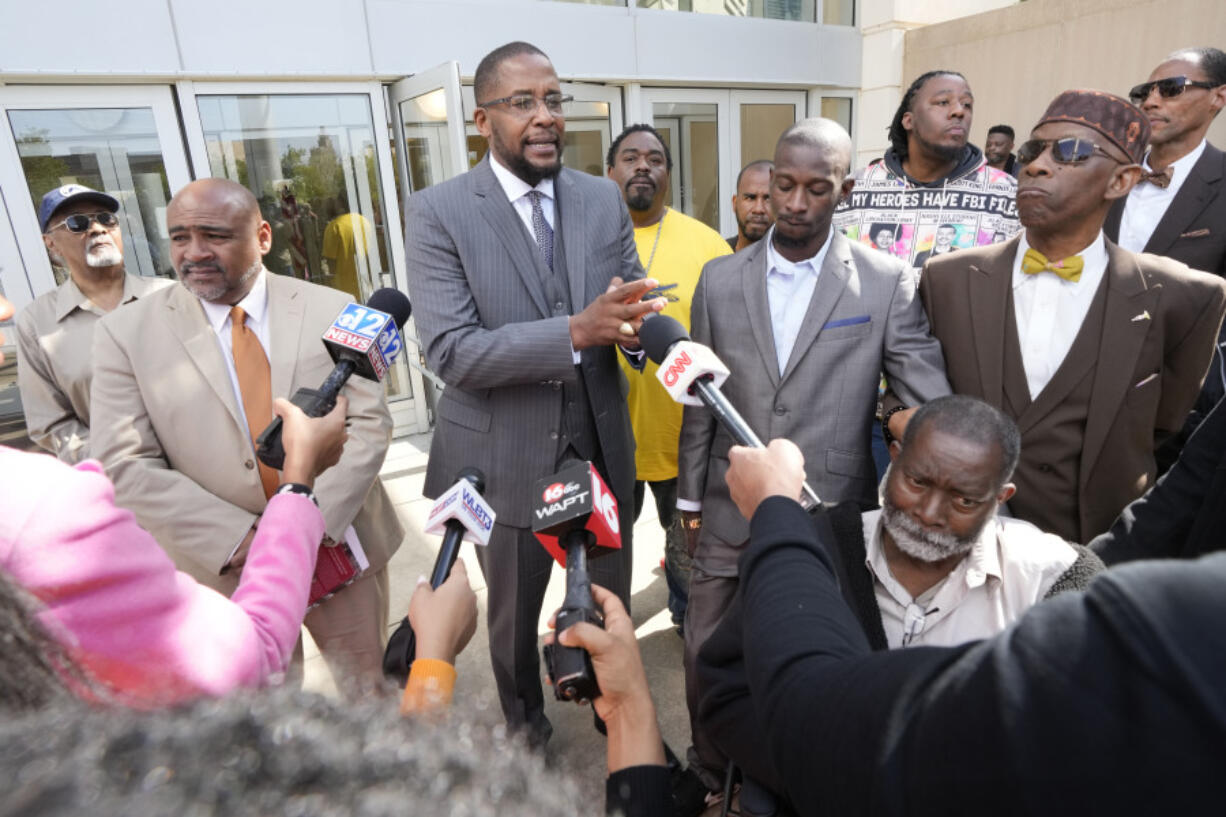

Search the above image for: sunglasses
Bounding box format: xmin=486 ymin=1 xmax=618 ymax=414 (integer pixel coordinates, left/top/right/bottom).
xmin=47 ymin=211 xmax=120 ymax=233
xmin=1016 ymin=137 xmax=1127 ymax=166
xmin=1128 ymin=75 xmax=1219 ymax=105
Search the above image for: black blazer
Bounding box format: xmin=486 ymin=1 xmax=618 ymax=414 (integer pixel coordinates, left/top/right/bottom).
xmin=1105 ymin=141 xmax=1226 ymax=278
xmin=1091 ymin=394 xmax=1226 ymax=564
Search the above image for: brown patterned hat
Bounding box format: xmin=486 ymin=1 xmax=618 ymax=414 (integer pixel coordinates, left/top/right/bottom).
xmin=1035 ymin=89 xmax=1149 ymax=164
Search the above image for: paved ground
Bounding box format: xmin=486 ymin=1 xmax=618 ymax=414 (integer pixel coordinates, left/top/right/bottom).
xmin=302 ymin=432 xmax=707 ymax=809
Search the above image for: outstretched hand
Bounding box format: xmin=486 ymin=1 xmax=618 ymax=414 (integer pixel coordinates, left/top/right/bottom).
xmin=409 ymin=560 xmax=478 ymax=665
xmin=727 ymin=438 xmax=807 ymax=520
xmin=277 ymin=395 xmax=349 ymax=487
xmin=569 ymin=276 xmax=666 ymax=350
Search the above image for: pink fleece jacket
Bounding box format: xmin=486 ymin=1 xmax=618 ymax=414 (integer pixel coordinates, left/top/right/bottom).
xmin=0 ymin=446 xmax=324 ymax=705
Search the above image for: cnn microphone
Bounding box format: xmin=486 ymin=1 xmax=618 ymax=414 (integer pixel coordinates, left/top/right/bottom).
xmin=256 ymin=288 xmax=412 ymax=469
xmin=639 ymin=314 xmax=821 ymax=511
xmin=532 ymin=461 xmax=622 ymax=704
xmin=382 ymin=468 xmax=494 ymax=683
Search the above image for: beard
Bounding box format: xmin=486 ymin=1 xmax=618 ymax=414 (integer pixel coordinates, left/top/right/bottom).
xmin=625 ymin=178 xmax=656 ymax=212
xmin=738 ymin=215 xmax=770 ymax=242
xmin=912 ymin=131 xmax=963 ymax=165
xmin=491 ymin=130 xmax=562 ymax=187
xmin=880 ymin=468 xmax=987 ymax=563
xmin=85 ymin=243 xmax=123 ymax=268
xmin=178 ymin=257 xmax=261 ymax=303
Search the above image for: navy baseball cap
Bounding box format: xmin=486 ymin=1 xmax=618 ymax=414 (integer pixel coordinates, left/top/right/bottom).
xmin=39 ymin=184 xmax=120 ymax=232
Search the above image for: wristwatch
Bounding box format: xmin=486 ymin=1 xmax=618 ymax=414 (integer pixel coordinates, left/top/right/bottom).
xmin=680 ymin=514 xmax=702 ymax=531
xmin=274 ymin=482 xmax=319 ymax=507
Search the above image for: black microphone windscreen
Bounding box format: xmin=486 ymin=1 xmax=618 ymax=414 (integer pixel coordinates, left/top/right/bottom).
xmin=457 ymin=466 xmax=486 ymax=494
xmin=366 ymin=288 xmax=412 ymax=329
xmin=639 ymin=314 xmax=690 ymax=364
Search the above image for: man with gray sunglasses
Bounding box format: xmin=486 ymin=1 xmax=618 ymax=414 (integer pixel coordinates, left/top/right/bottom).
xmin=15 ymin=184 xmax=169 ymax=462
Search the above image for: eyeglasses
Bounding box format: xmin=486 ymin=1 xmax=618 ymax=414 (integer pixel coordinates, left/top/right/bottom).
xmin=1128 ymin=75 xmax=1219 ymax=105
xmin=47 ymin=211 xmax=120 ymax=233
xmin=1016 ymin=137 xmax=1127 ymax=167
xmin=477 ymin=93 xmax=573 ymax=117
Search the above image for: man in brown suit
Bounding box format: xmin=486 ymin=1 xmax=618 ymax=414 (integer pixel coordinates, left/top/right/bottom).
xmin=920 ymin=90 xmax=1226 ymax=543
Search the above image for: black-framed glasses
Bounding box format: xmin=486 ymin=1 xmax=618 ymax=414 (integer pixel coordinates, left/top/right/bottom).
xmin=47 ymin=211 xmax=120 ymax=233
xmin=1128 ymin=75 xmax=1219 ymax=105
xmin=1016 ymin=137 xmax=1127 ymax=167
xmin=477 ymin=93 xmax=573 ymax=117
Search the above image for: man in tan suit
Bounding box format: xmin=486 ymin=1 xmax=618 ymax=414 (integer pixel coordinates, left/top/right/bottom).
xmin=921 ymin=90 xmax=1226 ymax=544
xmin=90 ymin=178 xmax=403 ymax=685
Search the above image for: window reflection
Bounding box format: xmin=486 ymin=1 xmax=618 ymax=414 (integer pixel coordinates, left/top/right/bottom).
xmin=196 ymin=94 xmax=391 ymax=304
xmin=739 ymin=103 xmax=797 ymax=168
xmin=653 ymin=102 xmax=720 ymax=231
xmin=636 ymin=0 xmax=817 ymax=23
xmin=8 ymin=107 xmax=175 ymax=282
xmin=821 ymin=96 xmax=854 ymax=136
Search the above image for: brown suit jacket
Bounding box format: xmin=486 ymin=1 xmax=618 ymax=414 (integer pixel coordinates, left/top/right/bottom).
xmin=920 ymin=236 xmax=1226 ymax=542
xmin=90 ymin=272 xmax=403 ymax=589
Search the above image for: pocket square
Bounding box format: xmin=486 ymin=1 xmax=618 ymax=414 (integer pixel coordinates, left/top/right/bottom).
xmin=1133 ymin=372 xmax=1159 ymax=389
xmin=1131 ymin=310 xmax=1151 ymax=323
xmin=822 ymin=315 xmax=871 ymax=330
xmin=1179 ymin=228 xmax=1211 ymax=239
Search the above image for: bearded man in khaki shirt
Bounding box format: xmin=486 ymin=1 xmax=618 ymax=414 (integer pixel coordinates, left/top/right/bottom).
xmin=16 ymin=184 xmax=169 ymax=462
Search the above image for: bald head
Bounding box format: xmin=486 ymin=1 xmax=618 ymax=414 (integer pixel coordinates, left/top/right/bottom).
xmin=167 ymin=178 xmax=271 ymax=305
xmin=776 ymin=118 xmax=853 ymax=179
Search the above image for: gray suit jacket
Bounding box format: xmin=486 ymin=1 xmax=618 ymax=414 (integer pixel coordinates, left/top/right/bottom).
xmin=678 ymin=231 xmax=950 ymax=575
xmin=405 ymin=158 xmax=643 ymax=527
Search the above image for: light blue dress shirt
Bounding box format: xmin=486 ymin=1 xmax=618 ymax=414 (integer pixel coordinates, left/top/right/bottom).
xmin=764 ymin=227 xmax=832 ymax=375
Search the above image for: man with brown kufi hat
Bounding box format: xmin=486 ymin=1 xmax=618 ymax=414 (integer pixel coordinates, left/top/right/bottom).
xmin=916 ymin=89 xmax=1226 ymax=544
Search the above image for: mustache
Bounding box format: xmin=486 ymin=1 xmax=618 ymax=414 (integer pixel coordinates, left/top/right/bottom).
xmin=180 ymin=262 xmax=223 ymax=274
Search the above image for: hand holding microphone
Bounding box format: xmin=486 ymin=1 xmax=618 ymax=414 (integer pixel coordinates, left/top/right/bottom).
xmin=532 ymin=461 xmax=623 ymax=704
xmin=257 ymin=287 xmax=412 ymax=470
xmin=639 ymin=314 xmax=822 ymax=511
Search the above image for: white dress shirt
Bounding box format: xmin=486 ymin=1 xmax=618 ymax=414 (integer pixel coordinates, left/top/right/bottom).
xmin=1117 ymin=139 xmax=1207 ymax=253
xmin=1011 ymin=231 xmax=1108 ymax=400
xmin=198 ymin=267 xmax=271 ymax=443
xmin=862 ymin=509 xmax=1077 ymax=648
xmin=489 ymin=152 xmax=557 ymax=234
xmin=764 ymin=227 xmax=832 ymax=375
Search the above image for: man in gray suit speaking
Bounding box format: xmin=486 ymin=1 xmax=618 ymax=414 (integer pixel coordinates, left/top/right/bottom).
xmin=674 ymin=118 xmax=951 ymax=804
xmin=405 ymin=42 xmax=662 ymax=745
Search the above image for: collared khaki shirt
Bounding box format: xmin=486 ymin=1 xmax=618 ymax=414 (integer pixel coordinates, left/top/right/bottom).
xmin=15 ymin=272 xmax=172 ymax=462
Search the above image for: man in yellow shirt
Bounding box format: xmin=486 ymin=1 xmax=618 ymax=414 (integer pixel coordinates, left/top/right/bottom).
xmin=608 ymin=124 xmax=732 ymax=632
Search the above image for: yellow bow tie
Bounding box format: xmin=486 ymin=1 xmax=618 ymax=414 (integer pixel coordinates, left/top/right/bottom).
xmin=1021 ymin=248 xmax=1084 ymax=283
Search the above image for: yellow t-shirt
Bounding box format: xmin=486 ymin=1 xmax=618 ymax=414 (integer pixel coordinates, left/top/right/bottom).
xmin=620 ymin=208 xmax=733 ymax=481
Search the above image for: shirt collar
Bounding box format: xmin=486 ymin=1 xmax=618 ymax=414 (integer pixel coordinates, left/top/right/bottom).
xmin=1142 ymin=138 xmax=1207 ymax=179
xmin=198 ymin=266 xmax=269 ymax=334
xmin=1012 ymin=230 xmax=1107 ymax=290
xmin=764 ymin=225 xmax=833 ymax=278
xmin=489 ymin=153 xmax=555 ymax=205
xmin=53 ymin=271 xmax=150 ymax=322
xmin=863 ymin=508 xmax=1003 ymax=604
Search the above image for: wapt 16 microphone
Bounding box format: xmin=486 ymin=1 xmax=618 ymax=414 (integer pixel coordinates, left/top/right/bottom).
xmin=639 ymin=314 xmax=822 ymax=511
xmin=532 ymin=461 xmax=621 ymax=704
xmin=382 ymin=467 xmax=493 ymax=684
xmin=256 ymin=288 xmax=412 ymax=470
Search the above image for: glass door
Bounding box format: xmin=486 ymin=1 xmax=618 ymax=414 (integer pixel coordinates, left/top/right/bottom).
xmin=0 ymin=84 xmax=192 ymax=443
xmin=641 ymin=88 xmax=731 ymax=234
xmin=179 ymin=80 xmax=428 ymax=434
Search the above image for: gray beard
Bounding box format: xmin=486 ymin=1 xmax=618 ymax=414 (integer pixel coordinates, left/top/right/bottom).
xmin=178 ymin=258 xmax=261 ymax=303
xmin=85 ymin=245 xmax=123 ymax=268
xmin=880 ymin=469 xmax=985 ymax=563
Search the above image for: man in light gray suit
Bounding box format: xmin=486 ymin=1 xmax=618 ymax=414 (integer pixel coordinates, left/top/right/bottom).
xmin=674 ymin=118 xmax=951 ymax=804
xmin=404 ymin=42 xmax=663 ymax=745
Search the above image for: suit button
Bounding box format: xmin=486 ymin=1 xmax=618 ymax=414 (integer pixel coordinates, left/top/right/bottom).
xmin=244 ymin=460 xmax=255 ymax=470
xmin=1038 ymin=463 xmax=1053 ymax=473
xmin=554 ymin=301 xmax=565 ymax=310
xmin=774 ymin=405 xmax=786 ymax=415
xmin=550 ymin=430 xmax=559 ymax=440
xmin=553 ymin=381 xmax=562 ymax=391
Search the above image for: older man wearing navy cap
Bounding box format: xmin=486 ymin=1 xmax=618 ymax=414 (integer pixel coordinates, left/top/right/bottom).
xmin=920 ymin=90 xmax=1226 ymax=544
xmin=15 ymin=184 xmax=170 ymax=461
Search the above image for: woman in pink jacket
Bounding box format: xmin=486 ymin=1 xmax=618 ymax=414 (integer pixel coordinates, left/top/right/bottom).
xmin=0 ymin=290 xmax=350 ymax=704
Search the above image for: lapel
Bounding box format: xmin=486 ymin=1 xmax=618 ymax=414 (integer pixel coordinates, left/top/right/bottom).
xmin=472 ymin=157 xmax=550 ymax=317
xmin=1080 ymin=241 xmax=1162 ymax=483
xmin=780 ymin=231 xmax=852 ymax=384
xmin=740 ymin=239 xmax=781 ymax=389
xmin=555 ymin=169 xmax=587 ymax=310
xmin=966 ymin=237 xmax=1018 ymax=408
xmin=266 ymin=273 xmax=307 ymax=401
xmin=163 ymin=283 xmax=245 ymax=431
xmin=1144 ymin=144 xmax=1224 ymax=255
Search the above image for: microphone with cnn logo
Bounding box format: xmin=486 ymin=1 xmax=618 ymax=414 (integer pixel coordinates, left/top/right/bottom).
xmin=531 ymin=461 xmax=622 ymax=704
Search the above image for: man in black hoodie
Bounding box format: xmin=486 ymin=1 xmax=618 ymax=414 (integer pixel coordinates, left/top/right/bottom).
xmin=834 ymin=70 xmax=1021 ymax=271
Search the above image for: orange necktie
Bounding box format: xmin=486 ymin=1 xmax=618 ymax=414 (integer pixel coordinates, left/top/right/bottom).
xmin=230 ymin=306 xmax=279 ymax=498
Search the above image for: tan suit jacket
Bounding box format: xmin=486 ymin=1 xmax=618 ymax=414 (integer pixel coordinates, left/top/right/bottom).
xmin=90 ymin=272 xmax=402 ymax=588
xmin=920 ymin=236 xmax=1226 ymax=542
